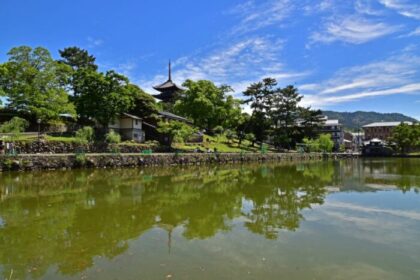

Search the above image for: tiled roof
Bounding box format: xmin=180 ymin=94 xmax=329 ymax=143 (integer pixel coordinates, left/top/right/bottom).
xmin=323 ymin=119 xmax=340 ymax=126
xmin=159 ymin=111 xmax=191 ymax=123
xmin=362 ymin=121 xmax=412 ymax=128
xmin=153 ymin=79 xmax=183 ymax=91
xmin=121 ymin=113 xmax=142 ymax=120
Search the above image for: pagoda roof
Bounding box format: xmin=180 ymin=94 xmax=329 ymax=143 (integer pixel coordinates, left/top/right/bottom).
xmin=152 ymin=60 xmax=184 ymax=93
xmin=153 ymin=79 xmax=183 ymax=92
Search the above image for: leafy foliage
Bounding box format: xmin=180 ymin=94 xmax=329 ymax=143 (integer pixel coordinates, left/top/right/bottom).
xmin=157 ymin=121 xmax=197 ymax=144
xmin=174 ymin=80 xmax=242 ymax=133
xmin=73 ymin=70 xmax=135 ymax=127
xmin=303 ymin=134 xmax=334 ymax=152
xmin=391 ymin=123 xmax=420 ymax=154
xmin=0 ymin=46 xmax=75 ymax=121
xmin=243 ymin=78 xmax=323 ymax=149
xmin=127 ymin=84 xmax=159 ymax=120
xmin=105 ymin=129 xmax=121 ymax=144
xmin=75 ymin=126 xmax=94 ymax=145
xmin=0 ymin=117 xmax=29 ymax=133
xmin=59 ymin=46 xmax=98 ymax=71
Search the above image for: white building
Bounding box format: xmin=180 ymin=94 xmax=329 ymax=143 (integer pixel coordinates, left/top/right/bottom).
xmin=320 ymin=118 xmax=344 ymax=151
xmin=109 ymin=113 xmax=145 ymax=142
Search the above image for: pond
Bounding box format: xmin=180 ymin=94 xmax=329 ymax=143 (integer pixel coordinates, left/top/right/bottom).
xmin=0 ymin=159 xmax=419 ymax=280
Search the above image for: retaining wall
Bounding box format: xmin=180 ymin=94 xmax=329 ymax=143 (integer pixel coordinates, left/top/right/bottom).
xmin=0 ymin=152 xmax=358 ymax=172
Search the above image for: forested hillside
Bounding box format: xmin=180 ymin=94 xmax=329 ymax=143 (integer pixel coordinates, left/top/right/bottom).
xmin=322 ymin=111 xmax=418 ymax=131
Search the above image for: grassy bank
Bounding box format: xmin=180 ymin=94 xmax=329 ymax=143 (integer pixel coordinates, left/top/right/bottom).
xmin=173 ymin=134 xmax=275 ymax=153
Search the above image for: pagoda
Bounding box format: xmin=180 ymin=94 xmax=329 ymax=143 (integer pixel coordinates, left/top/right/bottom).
xmin=153 ymin=61 xmax=183 ymax=103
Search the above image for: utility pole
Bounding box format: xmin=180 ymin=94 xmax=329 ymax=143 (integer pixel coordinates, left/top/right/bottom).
xmin=37 ymin=119 xmax=41 ymax=141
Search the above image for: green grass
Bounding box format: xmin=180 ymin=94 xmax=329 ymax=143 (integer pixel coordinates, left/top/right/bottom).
xmin=45 ymin=135 xmax=78 ymax=143
xmin=173 ymin=134 xmax=273 ymax=153
xmin=0 ymin=134 xmax=37 ymax=142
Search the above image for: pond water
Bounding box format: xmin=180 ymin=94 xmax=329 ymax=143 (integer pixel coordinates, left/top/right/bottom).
xmin=0 ymin=159 xmax=419 ymax=280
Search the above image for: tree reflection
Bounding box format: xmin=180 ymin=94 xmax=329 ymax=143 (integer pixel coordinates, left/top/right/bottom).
xmin=0 ymin=159 xmax=418 ymax=278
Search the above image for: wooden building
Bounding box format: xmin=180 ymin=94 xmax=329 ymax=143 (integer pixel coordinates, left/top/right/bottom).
xmin=109 ymin=113 xmax=145 ymax=142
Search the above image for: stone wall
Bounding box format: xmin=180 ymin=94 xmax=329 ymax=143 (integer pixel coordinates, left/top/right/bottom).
xmin=12 ymin=141 xmax=169 ymax=154
xmin=0 ymin=152 xmax=357 ymax=172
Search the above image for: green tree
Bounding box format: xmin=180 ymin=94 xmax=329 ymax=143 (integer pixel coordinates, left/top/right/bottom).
xmin=73 ymin=70 xmax=135 ymax=127
xmin=297 ymin=107 xmax=324 ymax=141
xmin=303 ymin=137 xmax=320 ymax=152
xmin=105 ymin=129 xmax=121 ymax=144
xmin=75 ymin=126 xmax=94 ymax=145
xmin=269 ymin=85 xmax=303 ymax=149
xmin=245 ymin=133 xmax=256 ymax=146
xmin=391 ymin=123 xmax=420 ymax=154
xmin=59 ymin=46 xmax=98 ymax=71
xmin=58 ymin=46 xmax=98 ymax=102
xmin=302 ymin=134 xmax=334 ymax=153
xmin=318 ymin=134 xmax=334 ymax=152
xmin=243 ymin=78 xmax=276 ymax=144
xmin=0 ymin=117 xmax=29 ymax=134
xmin=127 ymin=84 xmax=159 ymax=120
xmin=235 ymin=113 xmax=251 ymax=145
xmin=174 ymin=80 xmax=242 ymax=133
xmin=0 ymin=117 xmax=29 ymax=141
xmin=157 ymin=121 xmax=197 ymax=144
xmin=0 ymin=46 xmax=75 ymax=121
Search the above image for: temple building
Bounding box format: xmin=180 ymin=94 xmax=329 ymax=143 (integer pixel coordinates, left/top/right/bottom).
xmin=153 ymin=61 xmax=183 ymax=103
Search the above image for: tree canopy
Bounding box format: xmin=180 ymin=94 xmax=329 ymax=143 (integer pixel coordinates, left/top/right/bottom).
xmin=59 ymin=46 xmax=97 ymax=71
xmin=391 ymin=123 xmax=420 ymax=154
xmin=174 ymin=80 xmax=242 ymax=133
xmin=73 ymin=70 xmax=135 ymax=127
xmin=243 ymin=78 xmax=323 ymax=149
xmin=0 ymin=46 xmax=75 ymax=122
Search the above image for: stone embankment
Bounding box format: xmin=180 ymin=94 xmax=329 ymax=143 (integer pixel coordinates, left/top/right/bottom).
xmin=0 ymin=152 xmax=358 ymax=172
xmin=13 ymin=141 xmax=168 ymax=154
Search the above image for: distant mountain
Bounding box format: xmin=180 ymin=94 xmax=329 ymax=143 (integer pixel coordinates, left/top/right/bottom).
xmin=321 ymin=111 xmax=418 ymax=131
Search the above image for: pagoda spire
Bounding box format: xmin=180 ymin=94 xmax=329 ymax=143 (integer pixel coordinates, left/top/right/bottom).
xmin=168 ymin=60 xmax=172 ymax=81
xmin=153 ymin=60 xmax=183 ymax=103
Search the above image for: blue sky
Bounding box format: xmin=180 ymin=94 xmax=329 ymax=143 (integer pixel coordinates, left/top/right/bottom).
xmin=1 ymin=0 xmax=419 ymax=119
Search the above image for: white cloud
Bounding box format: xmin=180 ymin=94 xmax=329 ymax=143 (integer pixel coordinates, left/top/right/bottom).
xmin=405 ymin=27 xmax=420 ymax=37
xmin=303 ymin=83 xmax=420 ymax=107
xmin=115 ymin=61 xmax=137 ymax=77
xmin=354 ymin=0 xmax=385 ymax=16
xmin=300 ymin=47 xmax=420 ymax=107
xmin=378 ymin=0 xmax=420 ymax=20
xmin=321 ymin=80 xmax=374 ymax=94
xmin=141 ymin=37 xmax=306 ymax=95
xmin=303 ymin=0 xmax=337 ymax=14
xmin=310 ymin=15 xmax=401 ymax=44
xmin=87 ymin=37 xmax=103 ymax=48
xmin=228 ymin=0 xmax=294 ymax=34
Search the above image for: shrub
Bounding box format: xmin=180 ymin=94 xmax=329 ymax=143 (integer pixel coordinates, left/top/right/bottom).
xmin=0 ymin=117 xmax=29 ymax=136
xmin=213 ymin=125 xmax=224 ymax=135
xmin=318 ymin=134 xmax=334 ymax=152
xmin=75 ymin=153 xmax=87 ymax=166
xmin=303 ymin=134 xmax=334 ymax=152
xmin=303 ymin=137 xmax=320 ymax=152
xmin=157 ymin=121 xmax=197 ymax=144
xmin=105 ymin=129 xmax=121 ymax=144
xmin=75 ymin=126 xmax=94 ymax=145
xmin=47 ymin=120 xmax=66 ymax=133
xmin=245 ymin=133 xmax=256 ymax=145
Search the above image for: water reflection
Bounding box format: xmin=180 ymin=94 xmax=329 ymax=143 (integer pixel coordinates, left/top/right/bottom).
xmin=0 ymin=159 xmax=418 ymax=279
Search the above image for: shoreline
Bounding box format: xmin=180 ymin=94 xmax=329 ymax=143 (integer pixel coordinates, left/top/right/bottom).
xmin=0 ymin=152 xmax=359 ymax=172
